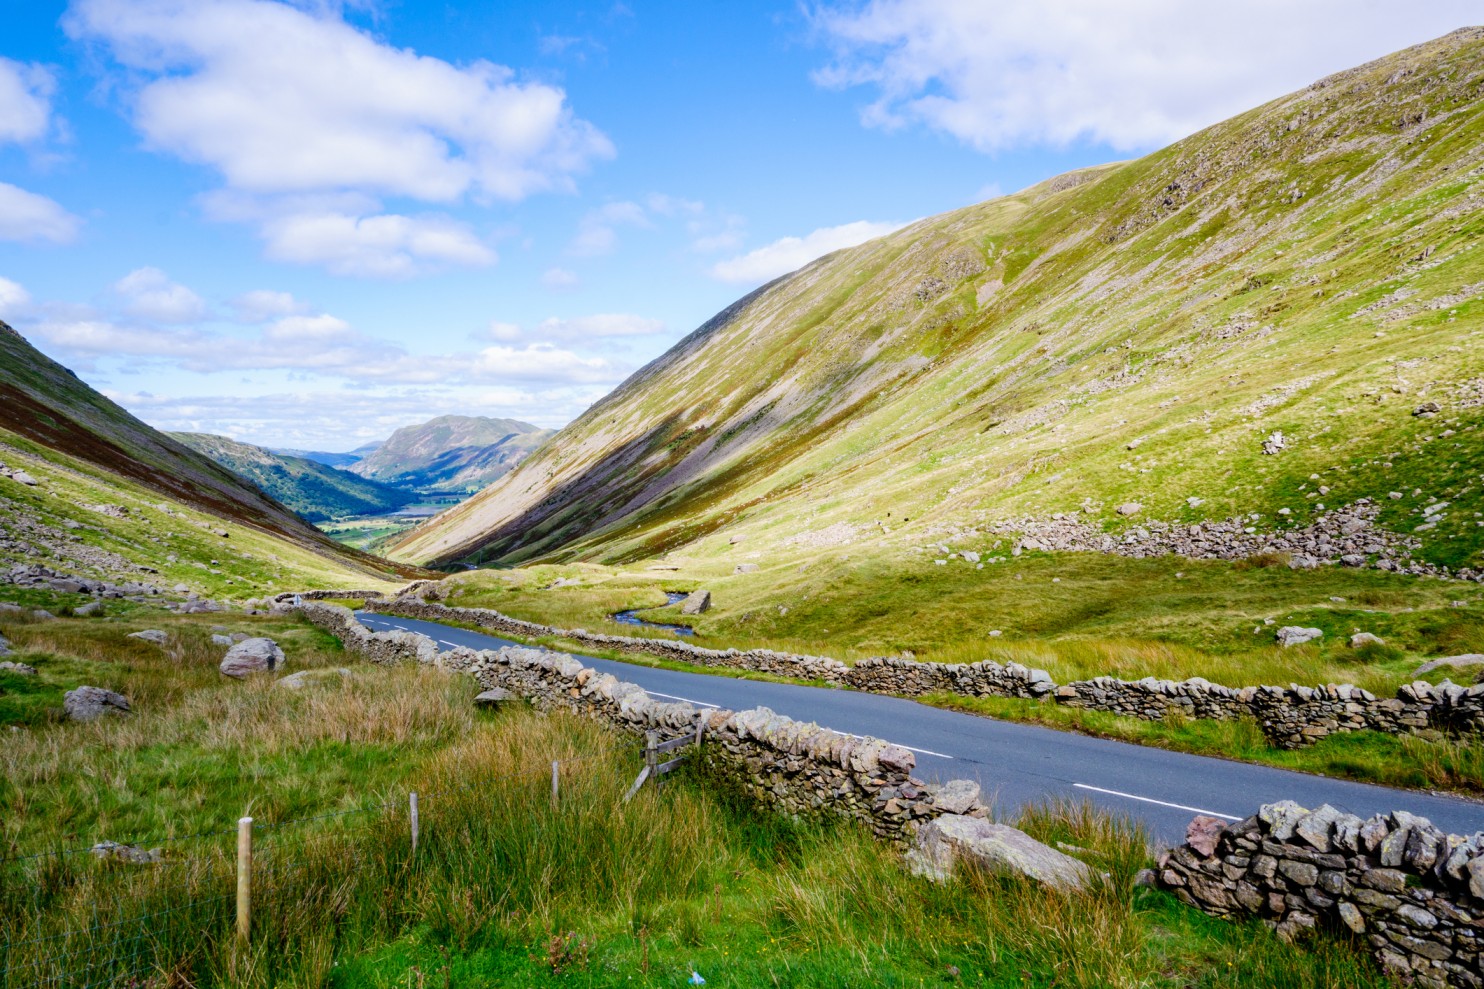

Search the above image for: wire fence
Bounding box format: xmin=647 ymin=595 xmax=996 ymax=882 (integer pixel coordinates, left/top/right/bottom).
xmin=0 ymin=754 xmax=612 ymax=989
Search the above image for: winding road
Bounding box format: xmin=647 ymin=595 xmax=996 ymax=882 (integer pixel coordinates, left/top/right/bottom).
xmin=355 ymin=611 xmax=1484 ymax=845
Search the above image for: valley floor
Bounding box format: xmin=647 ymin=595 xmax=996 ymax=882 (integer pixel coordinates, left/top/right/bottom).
xmin=429 ymin=549 xmax=1484 ymax=794
xmin=0 ymin=588 xmax=1402 ymax=988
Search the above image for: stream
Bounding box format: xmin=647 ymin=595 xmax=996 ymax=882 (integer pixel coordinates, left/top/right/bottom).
xmin=610 ymin=592 xmax=695 ymax=636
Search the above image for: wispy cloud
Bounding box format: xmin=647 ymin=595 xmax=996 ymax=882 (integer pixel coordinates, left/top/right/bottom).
xmin=0 ymin=182 xmax=82 ymax=244
xmin=710 ymin=220 xmax=904 ymax=284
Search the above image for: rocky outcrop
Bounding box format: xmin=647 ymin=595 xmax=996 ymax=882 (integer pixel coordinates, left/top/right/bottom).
xmin=1160 ymin=802 xmax=1484 ymax=988
xmin=63 ymin=686 xmax=130 ymax=722
xmin=680 ymin=589 xmax=711 ymax=615
xmin=983 ymin=501 xmax=1482 ymax=581
xmin=909 ymin=815 xmax=1092 ymax=891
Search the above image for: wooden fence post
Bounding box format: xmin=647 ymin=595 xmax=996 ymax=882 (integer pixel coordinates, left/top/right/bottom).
xmin=645 ymin=731 xmax=659 ymax=792
xmin=235 ymin=816 xmax=253 ymax=946
xmin=409 ymin=792 xmax=419 ymax=856
xmin=551 ymin=760 xmax=560 ymax=807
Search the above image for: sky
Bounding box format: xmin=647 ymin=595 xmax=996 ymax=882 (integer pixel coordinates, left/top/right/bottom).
xmin=0 ymin=1 xmax=1478 ymax=452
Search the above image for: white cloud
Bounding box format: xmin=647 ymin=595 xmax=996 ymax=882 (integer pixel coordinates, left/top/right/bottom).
xmin=569 ymin=200 xmax=648 ymax=256
xmin=66 ymin=0 xmax=612 ymax=275
xmin=0 ymin=277 xmax=31 ymax=319
xmin=811 ymin=1 xmax=1483 ymax=152
xmin=257 ymin=209 xmax=497 ymax=278
xmin=113 ymin=267 xmax=209 ymax=323
xmin=541 ymin=266 xmax=579 ymax=290
xmin=710 ymin=220 xmax=904 ymax=283
xmin=537 ymin=313 xmax=665 ymax=340
xmin=487 ymin=320 xmax=523 ymax=342
xmin=0 ymin=58 xmax=54 ymax=144
xmin=472 ymin=342 xmax=616 ymax=383
xmin=230 ymin=289 xmax=309 ymax=322
xmin=67 ymin=0 xmax=613 ymax=201
xmin=0 ymin=182 xmax=83 ymax=244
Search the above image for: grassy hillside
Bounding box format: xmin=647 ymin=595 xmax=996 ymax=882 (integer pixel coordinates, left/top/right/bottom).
xmin=0 ymin=321 xmax=417 ymax=591
xmin=350 ymin=414 xmax=553 ymax=494
xmin=393 ymin=28 xmax=1484 ymax=579
xmin=173 ymin=431 xmax=417 ymax=523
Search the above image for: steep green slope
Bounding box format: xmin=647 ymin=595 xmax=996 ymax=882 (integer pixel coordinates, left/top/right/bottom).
xmin=0 ymin=321 xmax=416 ymax=589
xmin=173 ymin=432 xmax=416 ymax=522
xmin=350 ymin=415 xmax=553 ymax=493
xmin=395 ymin=28 xmax=1484 ymax=574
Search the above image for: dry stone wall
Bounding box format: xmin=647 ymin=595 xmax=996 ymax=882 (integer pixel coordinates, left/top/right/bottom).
xmin=291 ymin=601 xmax=991 ymax=843
xmin=361 ymin=596 xmax=1484 ymax=749
xmin=1160 ymin=801 xmax=1484 ymax=988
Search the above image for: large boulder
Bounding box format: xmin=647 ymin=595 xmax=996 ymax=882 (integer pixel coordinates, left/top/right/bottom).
xmin=220 ymin=637 xmax=286 ymax=678
xmin=1275 ymin=626 xmax=1323 ymax=647
xmin=64 ymin=686 xmax=131 ymax=722
xmin=680 ymin=589 xmax=711 ymax=615
xmin=909 ymin=814 xmax=1092 ymax=891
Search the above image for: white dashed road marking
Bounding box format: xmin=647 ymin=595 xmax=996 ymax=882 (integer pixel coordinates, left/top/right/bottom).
xmin=1072 ymin=783 xmax=1240 ymax=820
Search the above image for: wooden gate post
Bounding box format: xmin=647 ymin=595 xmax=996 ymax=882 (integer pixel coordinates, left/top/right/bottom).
xmin=409 ymin=792 xmax=419 ymax=856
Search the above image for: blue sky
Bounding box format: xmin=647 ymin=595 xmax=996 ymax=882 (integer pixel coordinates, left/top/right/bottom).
xmin=1 ymin=1 xmax=1477 ymax=451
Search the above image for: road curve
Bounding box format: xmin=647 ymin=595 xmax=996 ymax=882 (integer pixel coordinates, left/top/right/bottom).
xmin=356 ymin=611 xmax=1484 ymax=844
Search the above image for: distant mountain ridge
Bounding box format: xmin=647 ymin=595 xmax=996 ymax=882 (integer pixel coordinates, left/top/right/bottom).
xmin=0 ymin=319 xmax=413 ymax=585
xmin=172 ymin=432 xmax=416 ymax=522
xmin=349 ymin=415 xmax=552 ymax=493
xmin=392 ymin=28 xmax=1484 ymax=572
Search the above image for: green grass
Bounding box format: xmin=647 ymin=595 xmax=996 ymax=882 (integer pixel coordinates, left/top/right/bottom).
xmin=424 ymin=558 xmax=1484 ymax=794
xmin=0 ymin=620 xmax=1397 ymax=988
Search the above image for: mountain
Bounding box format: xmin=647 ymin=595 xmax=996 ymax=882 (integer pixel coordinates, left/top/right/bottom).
xmin=272 ymin=447 xmax=366 ymax=469
xmin=172 ymin=432 xmax=417 ymax=522
xmin=0 ymin=320 xmax=418 ymax=589
xmin=348 ymin=415 xmax=553 ymax=493
xmin=393 ymin=28 xmax=1484 ymax=572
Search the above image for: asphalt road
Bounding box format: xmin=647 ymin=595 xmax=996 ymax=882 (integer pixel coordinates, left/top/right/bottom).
xmin=356 ymin=611 xmax=1484 ymax=845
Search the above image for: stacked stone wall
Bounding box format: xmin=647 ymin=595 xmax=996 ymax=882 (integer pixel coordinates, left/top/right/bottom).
xmin=1160 ymin=801 xmax=1484 ymax=988
xmin=293 ymin=602 xmax=990 ymax=843
xmin=360 ymin=596 xmax=1484 ymax=749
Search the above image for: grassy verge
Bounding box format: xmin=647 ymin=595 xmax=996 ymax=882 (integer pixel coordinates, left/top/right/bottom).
xmin=0 ymin=617 xmax=1394 ymax=987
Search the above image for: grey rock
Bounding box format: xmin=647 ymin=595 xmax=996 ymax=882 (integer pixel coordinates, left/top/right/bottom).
xmin=1349 ymin=632 xmax=1385 ymax=648
xmin=1413 ymin=653 xmax=1484 ymax=676
xmin=1275 ymin=626 xmax=1323 ymax=647
xmin=1116 ymin=502 xmax=1143 ymax=516
xmin=64 ymin=685 xmax=131 ymax=722
xmin=0 ymin=660 xmax=38 ymax=675
xmin=211 ymin=634 xmax=234 ymax=646
xmin=276 ymin=668 xmax=353 ymax=690
xmin=909 ymin=815 xmax=1091 ymax=891
xmin=1413 ymin=401 xmax=1441 ymax=416
xmin=474 ymin=687 xmax=514 ymax=707
xmin=1186 ymin=815 xmax=1227 ymax=857
xmin=0 ymin=632 xmax=9 ymax=656
xmin=11 ymin=470 xmax=39 ymax=486
xmin=90 ymin=841 xmax=162 ymax=864
xmin=734 ymin=563 xmax=760 ymax=574
xmin=1259 ymin=801 xmax=1309 ymax=841
xmin=1261 ymin=431 xmax=1286 ymax=455
xmin=680 ymin=589 xmax=711 ymax=615
xmin=73 ymin=600 xmax=103 ymax=617
xmin=219 ymin=637 xmax=285 ymax=678
xmin=931 ymin=779 xmax=982 ymax=815
xmin=127 ymin=630 xmax=168 ymax=645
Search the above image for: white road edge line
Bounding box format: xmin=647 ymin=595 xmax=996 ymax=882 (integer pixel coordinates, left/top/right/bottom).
xmin=644 ymin=690 xmax=720 ymax=709
xmin=1073 ymin=783 xmax=1240 ymax=821
xmin=846 ymin=732 xmax=952 ymax=760
xmin=438 ymin=640 xmax=459 ymax=647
